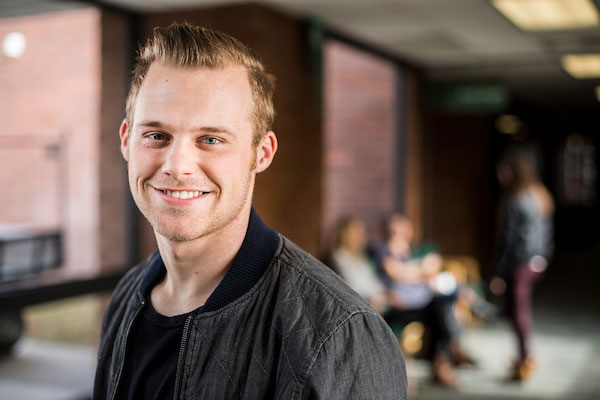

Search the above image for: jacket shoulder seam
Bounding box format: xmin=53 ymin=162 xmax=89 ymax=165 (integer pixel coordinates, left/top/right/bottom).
xmin=274 ymin=239 xmax=363 ymax=314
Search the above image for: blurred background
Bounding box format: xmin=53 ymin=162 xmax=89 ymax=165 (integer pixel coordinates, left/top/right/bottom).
xmin=0 ymin=0 xmax=599 ymax=399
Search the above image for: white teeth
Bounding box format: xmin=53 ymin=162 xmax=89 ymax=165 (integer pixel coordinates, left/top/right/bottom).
xmin=162 ymin=189 xmax=204 ymax=199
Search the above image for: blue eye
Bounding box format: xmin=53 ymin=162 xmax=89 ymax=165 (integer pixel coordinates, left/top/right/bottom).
xmin=148 ymin=133 xmax=167 ymax=141
xmin=203 ymin=137 xmax=219 ymax=145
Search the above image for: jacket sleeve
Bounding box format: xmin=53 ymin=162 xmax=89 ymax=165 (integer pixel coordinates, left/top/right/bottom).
xmin=302 ymin=311 xmax=407 ymax=400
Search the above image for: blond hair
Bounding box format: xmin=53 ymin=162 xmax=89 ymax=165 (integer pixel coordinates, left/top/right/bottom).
xmin=126 ymin=23 xmax=276 ymax=146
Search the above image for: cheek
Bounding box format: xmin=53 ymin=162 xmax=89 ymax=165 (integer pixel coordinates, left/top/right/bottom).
xmin=128 ymin=150 xmax=162 ymax=186
xmin=130 ymin=147 xmax=158 ymax=171
xmin=214 ymin=150 xmax=254 ymax=176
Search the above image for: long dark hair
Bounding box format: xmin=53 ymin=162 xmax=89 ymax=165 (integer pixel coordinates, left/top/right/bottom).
xmin=498 ymin=148 xmax=554 ymax=216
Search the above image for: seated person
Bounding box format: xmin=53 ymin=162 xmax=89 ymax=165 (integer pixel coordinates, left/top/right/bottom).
xmin=369 ymin=214 xmax=477 ymax=387
xmin=330 ymin=216 xmax=387 ymax=313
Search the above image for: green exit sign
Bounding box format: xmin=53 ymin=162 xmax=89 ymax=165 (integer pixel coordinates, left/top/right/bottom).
xmin=428 ymin=82 xmax=509 ymax=113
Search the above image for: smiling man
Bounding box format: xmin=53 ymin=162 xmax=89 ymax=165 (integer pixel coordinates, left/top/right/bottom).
xmin=94 ymin=23 xmax=406 ymax=400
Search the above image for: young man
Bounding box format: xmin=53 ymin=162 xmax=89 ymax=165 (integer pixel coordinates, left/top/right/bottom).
xmin=94 ymin=23 xmax=406 ymax=399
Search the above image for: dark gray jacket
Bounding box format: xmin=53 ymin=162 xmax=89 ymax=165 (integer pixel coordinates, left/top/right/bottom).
xmin=94 ymin=211 xmax=407 ymax=399
xmin=495 ymin=192 xmax=553 ymax=278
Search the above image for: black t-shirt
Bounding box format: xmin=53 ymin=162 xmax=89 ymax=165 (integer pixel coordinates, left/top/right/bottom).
xmin=112 ymin=209 xmax=280 ymax=399
xmin=115 ymin=301 xmax=192 ymax=400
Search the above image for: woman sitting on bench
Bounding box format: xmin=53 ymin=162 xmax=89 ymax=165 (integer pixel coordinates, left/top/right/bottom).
xmin=369 ymin=214 xmax=476 ymax=388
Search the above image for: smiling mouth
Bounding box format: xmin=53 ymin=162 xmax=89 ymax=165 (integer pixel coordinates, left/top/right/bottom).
xmin=157 ymin=189 xmax=208 ymax=200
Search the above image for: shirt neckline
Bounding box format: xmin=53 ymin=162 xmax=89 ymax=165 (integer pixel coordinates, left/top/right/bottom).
xmin=138 ymin=207 xmax=280 ymax=313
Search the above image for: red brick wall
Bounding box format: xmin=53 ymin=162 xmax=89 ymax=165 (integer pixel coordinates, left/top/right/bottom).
xmin=0 ymin=8 xmax=101 ymax=274
xmin=0 ymin=7 xmax=128 ymax=274
xmin=322 ymin=40 xmax=398 ymax=248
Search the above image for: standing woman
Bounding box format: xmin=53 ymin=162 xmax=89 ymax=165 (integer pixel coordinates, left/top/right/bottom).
xmin=490 ymin=148 xmax=554 ymax=381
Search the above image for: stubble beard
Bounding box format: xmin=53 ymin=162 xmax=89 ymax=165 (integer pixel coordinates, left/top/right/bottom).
xmin=129 ymin=141 xmax=259 ymax=243
xmin=131 ymin=167 xmax=254 ymax=244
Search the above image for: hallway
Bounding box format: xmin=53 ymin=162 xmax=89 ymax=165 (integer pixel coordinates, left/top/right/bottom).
xmin=412 ymin=240 xmax=600 ymax=400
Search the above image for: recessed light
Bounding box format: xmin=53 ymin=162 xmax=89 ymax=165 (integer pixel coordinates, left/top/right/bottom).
xmin=562 ymin=54 xmax=600 ymax=79
xmin=492 ymin=0 xmax=599 ymax=31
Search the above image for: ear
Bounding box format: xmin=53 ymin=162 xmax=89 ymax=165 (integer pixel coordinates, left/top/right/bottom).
xmin=254 ymin=131 xmax=278 ymax=173
xmin=119 ymin=119 xmax=129 ymax=162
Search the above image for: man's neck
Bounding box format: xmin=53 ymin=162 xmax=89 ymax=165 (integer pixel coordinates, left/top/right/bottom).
xmin=151 ymin=207 xmax=251 ymax=317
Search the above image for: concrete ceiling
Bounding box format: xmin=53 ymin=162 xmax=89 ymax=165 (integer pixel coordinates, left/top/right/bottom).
xmin=3 ymin=0 xmax=600 ymax=112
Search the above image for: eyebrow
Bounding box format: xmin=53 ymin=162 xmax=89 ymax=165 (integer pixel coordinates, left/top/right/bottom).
xmin=136 ymin=120 xmax=236 ymax=136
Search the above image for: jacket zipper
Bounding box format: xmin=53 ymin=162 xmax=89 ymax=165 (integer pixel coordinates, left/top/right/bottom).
xmin=173 ymin=315 xmax=193 ymax=400
xmin=110 ymin=299 xmax=145 ymax=400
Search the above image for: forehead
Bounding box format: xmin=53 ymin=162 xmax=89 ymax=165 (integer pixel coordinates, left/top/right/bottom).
xmin=349 ymin=219 xmax=365 ymax=230
xmin=390 ymin=216 xmax=410 ymax=227
xmin=133 ymin=62 xmax=253 ymax=131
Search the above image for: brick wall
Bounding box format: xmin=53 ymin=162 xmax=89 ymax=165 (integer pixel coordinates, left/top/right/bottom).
xmin=322 ymin=40 xmax=399 ymax=248
xmin=0 ymin=8 xmax=101 ymax=274
xmin=0 ymin=7 xmax=129 ymax=274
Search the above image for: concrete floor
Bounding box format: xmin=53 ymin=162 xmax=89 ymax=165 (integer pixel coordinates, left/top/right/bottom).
xmin=0 ymin=339 xmax=95 ymax=400
xmin=409 ymin=312 xmax=600 ymax=400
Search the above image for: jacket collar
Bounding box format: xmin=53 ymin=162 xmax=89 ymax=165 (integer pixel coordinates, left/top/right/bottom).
xmin=138 ymin=207 xmax=280 ymax=312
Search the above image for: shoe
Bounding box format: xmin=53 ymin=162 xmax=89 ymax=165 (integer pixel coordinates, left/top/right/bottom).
xmin=433 ymin=355 xmax=459 ymax=388
xmin=508 ymin=356 xmax=537 ymax=381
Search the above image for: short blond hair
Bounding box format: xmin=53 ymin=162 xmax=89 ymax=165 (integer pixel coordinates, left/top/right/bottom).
xmin=126 ymin=23 xmax=276 ymax=146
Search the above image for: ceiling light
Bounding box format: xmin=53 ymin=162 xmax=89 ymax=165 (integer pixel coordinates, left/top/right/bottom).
xmin=2 ymin=32 xmax=26 ymax=59
xmin=562 ymin=54 xmax=600 ymax=78
xmin=492 ymin=0 xmax=599 ymax=31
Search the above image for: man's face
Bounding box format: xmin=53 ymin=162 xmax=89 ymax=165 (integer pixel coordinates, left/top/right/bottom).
xmin=121 ymin=62 xmax=267 ymax=242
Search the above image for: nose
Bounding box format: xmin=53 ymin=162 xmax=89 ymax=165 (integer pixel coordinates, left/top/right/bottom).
xmin=161 ymin=140 xmax=198 ymax=178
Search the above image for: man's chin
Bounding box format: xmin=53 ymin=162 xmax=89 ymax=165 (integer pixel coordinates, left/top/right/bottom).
xmin=154 ymin=226 xmax=203 ymax=243
xmin=161 ymin=231 xmax=196 ymax=243
xmin=153 ymin=221 xmax=225 ymax=243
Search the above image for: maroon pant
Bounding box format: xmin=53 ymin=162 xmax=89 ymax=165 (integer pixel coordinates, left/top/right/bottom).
xmin=506 ymin=264 xmax=543 ymax=361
